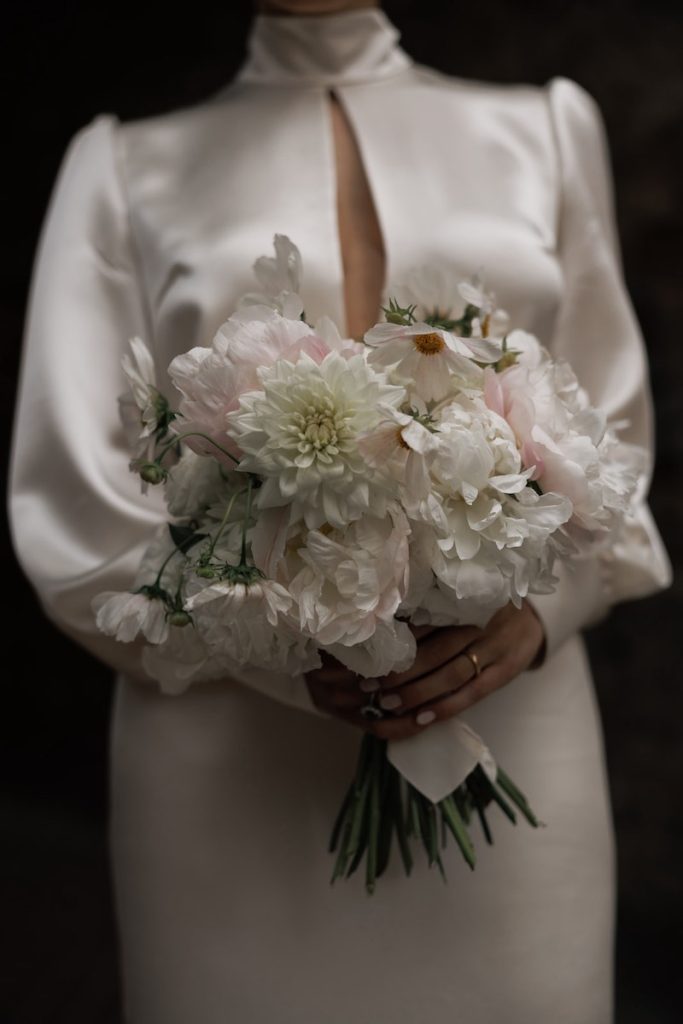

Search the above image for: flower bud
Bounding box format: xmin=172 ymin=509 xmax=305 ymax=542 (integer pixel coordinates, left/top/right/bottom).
xmin=167 ymin=610 xmax=192 ymax=627
xmin=196 ymin=566 xmax=216 ymax=579
xmin=139 ymin=462 xmax=166 ymax=485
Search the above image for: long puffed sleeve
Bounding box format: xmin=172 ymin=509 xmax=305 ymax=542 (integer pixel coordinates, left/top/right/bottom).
xmin=527 ymin=77 xmax=672 ymax=661
xmin=8 ymin=114 xmax=171 ymax=680
xmin=8 ymin=112 xmax=327 ymax=717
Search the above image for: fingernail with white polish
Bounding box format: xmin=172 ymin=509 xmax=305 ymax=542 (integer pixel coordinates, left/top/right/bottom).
xmin=380 ymin=693 xmax=402 ymax=710
xmin=415 ymin=709 xmax=436 ymax=726
xmin=359 ymin=678 xmax=380 ymax=693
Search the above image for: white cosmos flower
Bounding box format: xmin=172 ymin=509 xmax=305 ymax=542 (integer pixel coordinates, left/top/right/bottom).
xmin=357 ymin=406 xmax=440 ymax=507
xmin=363 ymin=321 xmax=487 ymax=402
xmin=458 ymin=270 xmax=511 ymax=340
xmin=388 ymin=262 xmax=509 ymax=345
xmin=118 ymin=336 xmax=161 ymax=450
xmin=118 ymin=337 xmax=175 ymax=493
xmin=184 ymin=575 xmax=293 ymax=625
xmin=236 ymin=233 xmax=304 ymax=320
xmin=92 ymin=590 xmax=169 ymax=644
xmin=226 ymin=350 xmax=405 ymax=528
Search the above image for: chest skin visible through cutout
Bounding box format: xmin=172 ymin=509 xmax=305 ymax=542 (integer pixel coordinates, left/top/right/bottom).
xmin=326 ymin=89 xmax=386 ymax=342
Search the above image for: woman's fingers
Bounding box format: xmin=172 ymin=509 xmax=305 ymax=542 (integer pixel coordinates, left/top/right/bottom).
xmin=377 ymin=624 xmax=483 ymax=690
xmin=342 ymin=660 xmax=508 ymax=741
xmin=307 ymin=601 xmax=546 ymax=738
xmin=376 ymin=635 xmax=500 ymax=713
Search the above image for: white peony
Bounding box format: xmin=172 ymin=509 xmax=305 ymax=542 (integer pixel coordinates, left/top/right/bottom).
xmin=483 ymin=337 xmax=644 ymax=535
xmin=325 ymin=618 xmax=417 ymax=678
xmin=286 ymin=506 xmax=411 ymax=647
xmin=398 ymin=395 xmax=573 ymax=625
xmin=184 ymin=572 xmax=317 ymax=675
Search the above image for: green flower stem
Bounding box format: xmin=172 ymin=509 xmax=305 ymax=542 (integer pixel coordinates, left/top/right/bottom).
xmin=440 ymin=794 xmax=476 ymax=870
xmin=208 ymin=487 xmax=248 ymax=559
xmin=392 ymin=772 xmax=413 ymax=877
xmin=496 ymin=768 xmax=540 ymax=827
xmin=240 ymin=475 xmax=254 ymax=566
xmin=365 ymin=739 xmax=382 ymax=894
xmin=155 ymin=431 xmax=240 ymax=467
xmin=153 ymin=529 xmax=203 ymax=590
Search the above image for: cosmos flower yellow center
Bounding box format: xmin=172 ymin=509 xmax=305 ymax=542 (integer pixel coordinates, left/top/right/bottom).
xmin=413 ymin=332 xmax=445 ymax=355
xmin=396 ymin=427 xmax=411 ymax=450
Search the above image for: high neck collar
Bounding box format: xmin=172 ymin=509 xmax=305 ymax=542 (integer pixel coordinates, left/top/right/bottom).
xmin=233 ymin=7 xmax=413 ymax=87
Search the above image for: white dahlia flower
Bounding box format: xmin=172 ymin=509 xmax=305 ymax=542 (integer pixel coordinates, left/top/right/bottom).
xmin=227 ymin=350 xmax=405 ymax=528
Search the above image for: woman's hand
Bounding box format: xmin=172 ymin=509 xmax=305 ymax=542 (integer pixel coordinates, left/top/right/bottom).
xmin=304 ymin=601 xmax=545 ymax=740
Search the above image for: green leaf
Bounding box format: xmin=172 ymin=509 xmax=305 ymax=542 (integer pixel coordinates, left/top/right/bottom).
xmin=330 ymin=821 xmax=353 ymax=884
xmin=496 ymin=767 xmax=540 ymax=827
xmin=365 ymin=747 xmax=382 ymax=894
xmin=392 ymin=774 xmax=413 ymax=877
xmin=375 ymin=761 xmax=394 ymax=880
xmin=468 ymin=765 xmax=517 ymax=824
xmin=425 ymin=800 xmax=438 ymax=866
xmin=409 ymin=786 xmax=423 ymax=843
xmin=345 ymin=777 xmax=371 ymax=863
xmin=440 ymin=795 xmax=476 ymax=870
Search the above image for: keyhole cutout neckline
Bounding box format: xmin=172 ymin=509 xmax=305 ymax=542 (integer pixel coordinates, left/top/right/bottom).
xmin=325 ymin=86 xmax=388 ymax=342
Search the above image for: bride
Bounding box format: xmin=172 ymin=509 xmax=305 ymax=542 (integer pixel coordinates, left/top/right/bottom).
xmin=8 ymin=0 xmax=672 ymax=1021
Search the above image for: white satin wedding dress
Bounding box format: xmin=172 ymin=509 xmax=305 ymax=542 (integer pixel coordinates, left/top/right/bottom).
xmin=8 ymin=8 xmax=672 ymax=1023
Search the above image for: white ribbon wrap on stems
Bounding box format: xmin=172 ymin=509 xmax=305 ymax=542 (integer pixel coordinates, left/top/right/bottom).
xmin=387 ymin=717 xmax=497 ymax=804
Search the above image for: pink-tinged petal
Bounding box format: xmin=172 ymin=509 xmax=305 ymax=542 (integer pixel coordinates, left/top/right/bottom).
xmin=458 ymin=334 xmax=501 ymax=363
xmin=251 ymin=505 xmax=291 ymax=579
xmin=281 ymin=333 xmax=331 ymax=364
xmin=506 ymin=390 xmax=537 ymax=445
xmin=400 ymin=418 xmax=440 ymax=454
xmin=357 ymin=422 xmax=401 ymax=466
xmin=405 ymin=449 xmax=431 ymax=499
xmin=521 ymin=439 xmax=544 ymax=479
xmin=484 ymin=367 xmax=505 ymax=418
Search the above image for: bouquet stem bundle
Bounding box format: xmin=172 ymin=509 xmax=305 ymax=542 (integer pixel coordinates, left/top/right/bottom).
xmin=329 ymin=734 xmax=539 ymax=894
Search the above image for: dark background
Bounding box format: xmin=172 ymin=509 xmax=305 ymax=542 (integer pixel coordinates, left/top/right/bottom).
xmin=2 ymin=1 xmax=681 ymax=1021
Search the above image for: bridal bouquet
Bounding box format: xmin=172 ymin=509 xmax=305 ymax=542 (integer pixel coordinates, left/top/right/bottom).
xmin=93 ymin=234 xmax=644 ymax=892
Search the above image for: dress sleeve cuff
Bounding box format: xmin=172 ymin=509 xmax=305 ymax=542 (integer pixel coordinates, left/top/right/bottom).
xmin=526 ymin=554 xmax=613 ymax=664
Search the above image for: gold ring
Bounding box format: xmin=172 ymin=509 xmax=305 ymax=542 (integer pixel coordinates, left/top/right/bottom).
xmin=462 ymin=649 xmax=481 ymax=678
